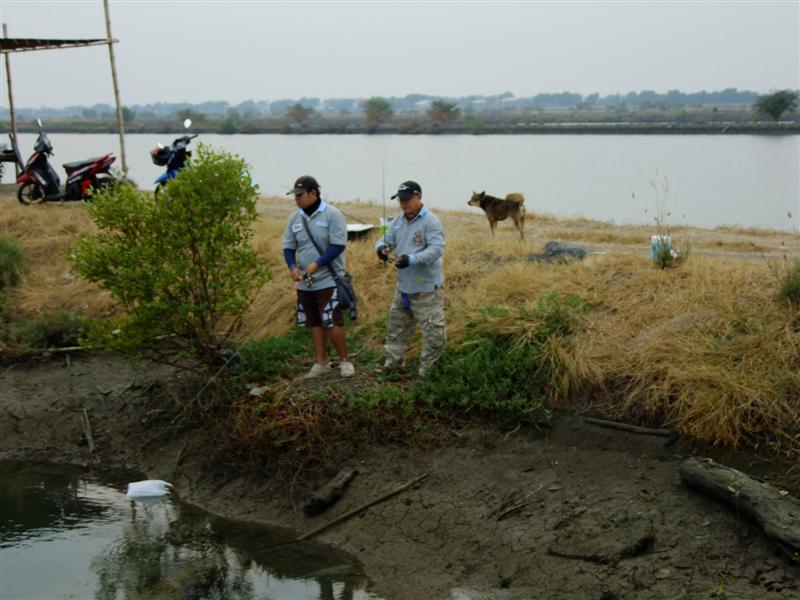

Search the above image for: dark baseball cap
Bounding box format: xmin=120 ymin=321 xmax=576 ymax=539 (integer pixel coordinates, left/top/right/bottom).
xmin=287 ymin=175 xmax=320 ymax=195
xmin=391 ymin=180 xmax=422 ymax=200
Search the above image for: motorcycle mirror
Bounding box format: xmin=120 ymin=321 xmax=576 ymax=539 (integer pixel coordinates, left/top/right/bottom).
xmin=183 ymin=118 xmax=192 ymax=129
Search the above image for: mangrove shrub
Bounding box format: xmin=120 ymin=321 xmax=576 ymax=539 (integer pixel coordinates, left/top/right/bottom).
xmin=71 ymin=144 xmax=270 ymax=381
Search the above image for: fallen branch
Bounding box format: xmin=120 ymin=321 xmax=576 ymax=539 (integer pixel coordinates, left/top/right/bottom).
xmin=679 ymin=457 xmax=800 ymax=554
xmin=298 ymin=473 xmax=429 ymax=541
xmin=81 ymin=408 xmax=96 ymax=453
xmin=585 ymin=417 xmax=674 ymax=438
xmin=47 ymin=345 xmax=87 ymax=354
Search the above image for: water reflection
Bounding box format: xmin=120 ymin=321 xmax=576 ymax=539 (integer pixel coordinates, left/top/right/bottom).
xmin=0 ymin=462 xmax=380 ymax=600
xmin=0 ymin=464 xmax=112 ymax=547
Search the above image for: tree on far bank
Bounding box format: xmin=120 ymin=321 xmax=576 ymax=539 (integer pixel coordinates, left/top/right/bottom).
xmin=363 ymin=97 xmax=393 ymax=130
xmin=218 ymin=108 xmax=241 ymax=134
xmin=286 ymin=103 xmax=315 ymax=127
xmin=427 ymin=100 xmax=461 ymax=126
xmin=754 ymin=90 xmax=799 ymax=121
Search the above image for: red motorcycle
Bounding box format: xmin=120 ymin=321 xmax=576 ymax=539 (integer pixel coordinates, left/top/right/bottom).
xmin=15 ymin=119 xmax=118 ymax=205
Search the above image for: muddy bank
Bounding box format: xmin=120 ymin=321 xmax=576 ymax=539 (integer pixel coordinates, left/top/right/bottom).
xmin=1 ymin=353 xmax=798 ymax=600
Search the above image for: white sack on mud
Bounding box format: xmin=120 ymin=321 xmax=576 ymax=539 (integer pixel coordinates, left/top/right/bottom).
xmin=126 ymin=480 xmax=173 ymax=498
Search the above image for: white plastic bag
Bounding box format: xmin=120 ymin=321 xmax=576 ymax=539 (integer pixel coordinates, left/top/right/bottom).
xmin=126 ymin=479 xmax=173 ymax=498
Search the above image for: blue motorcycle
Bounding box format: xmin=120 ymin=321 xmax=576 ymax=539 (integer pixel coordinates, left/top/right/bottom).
xmin=150 ymin=119 xmax=197 ymax=197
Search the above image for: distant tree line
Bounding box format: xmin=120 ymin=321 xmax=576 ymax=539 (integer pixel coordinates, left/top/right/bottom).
xmin=4 ymin=88 xmax=794 ymax=121
xmin=1 ymin=90 xmax=797 ymax=135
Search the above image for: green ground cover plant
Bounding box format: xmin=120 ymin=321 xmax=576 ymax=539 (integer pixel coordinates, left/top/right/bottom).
xmin=230 ymin=327 xmax=310 ymax=388
xmin=229 ymin=292 xmax=587 ymax=470
xmin=412 ymin=292 xmax=587 ymax=423
xmin=7 ymin=312 xmax=84 ymax=349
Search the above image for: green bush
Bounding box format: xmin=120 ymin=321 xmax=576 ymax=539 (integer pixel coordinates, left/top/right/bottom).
xmin=0 ymin=235 xmax=26 ymax=290
xmin=71 ymin=144 xmax=271 ymax=387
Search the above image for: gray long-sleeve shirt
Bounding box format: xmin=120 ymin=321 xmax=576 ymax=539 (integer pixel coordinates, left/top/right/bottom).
xmin=375 ymin=205 xmax=445 ymax=293
xmin=282 ymin=201 xmax=347 ymax=291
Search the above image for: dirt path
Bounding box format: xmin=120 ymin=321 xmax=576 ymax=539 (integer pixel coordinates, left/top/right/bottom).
xmin=1 ymin=353 xmax=798 ymax=600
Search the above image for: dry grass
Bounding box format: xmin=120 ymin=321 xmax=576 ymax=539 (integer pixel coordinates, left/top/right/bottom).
xmin=0 ymin=196 xmax=116 ymax=319
xmin=2 ymin=188 xmax=800 ymax=456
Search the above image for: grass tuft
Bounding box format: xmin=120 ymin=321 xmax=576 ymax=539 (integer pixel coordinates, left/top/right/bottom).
xmin=778 ymin=260 xmax=800 ymax=305
xmin=0 ymin=235 xmax=26 ymax=291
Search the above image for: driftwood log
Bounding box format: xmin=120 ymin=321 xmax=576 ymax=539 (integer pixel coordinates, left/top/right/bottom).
xmin=303 ymin=466 xmax=358 ymax=516
xmin=679 ymin=456 xmax=800 ymax=554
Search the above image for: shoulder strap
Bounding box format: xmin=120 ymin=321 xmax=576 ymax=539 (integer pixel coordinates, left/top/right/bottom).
xmin=301 ymin=217 xmax=341 ymax=282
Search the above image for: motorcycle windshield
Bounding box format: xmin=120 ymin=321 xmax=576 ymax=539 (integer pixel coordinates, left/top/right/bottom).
xmin=34 ymin=134 xmax=52 ymax=154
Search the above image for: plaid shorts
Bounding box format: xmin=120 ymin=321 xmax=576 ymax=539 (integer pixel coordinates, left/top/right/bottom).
xmin=297 ymin=287 xmax=344 ymax=329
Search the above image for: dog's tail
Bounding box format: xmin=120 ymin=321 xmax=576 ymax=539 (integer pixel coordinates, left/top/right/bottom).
xmin=505 ymin=193 xmax=525 ymax=204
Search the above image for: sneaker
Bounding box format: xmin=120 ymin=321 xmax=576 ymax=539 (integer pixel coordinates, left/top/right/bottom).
xmin=373 ymin=359 xmax=403 ymax=374
xmin=340 ymin=361 xmax=355 ymax=378
xmin=303 ymin=362 xmax=331 ymax=379
xmin=418 ymin=364 xmax=435 ymax=379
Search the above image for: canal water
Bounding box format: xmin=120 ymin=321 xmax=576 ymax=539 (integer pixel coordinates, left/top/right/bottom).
xmin=0 ymin=462 xmax=382 ymax=600
xmin=7 ymin=132 xmax=799 ymax=231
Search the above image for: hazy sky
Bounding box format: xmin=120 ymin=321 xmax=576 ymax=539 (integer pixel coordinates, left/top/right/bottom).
xmin=1 ymin=0 xmax=798 ymax=108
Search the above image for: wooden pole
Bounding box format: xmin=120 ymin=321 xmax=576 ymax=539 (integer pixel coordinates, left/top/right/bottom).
xmin=2 ymin=23 xmax=19 ymax=177
xmin=103 ymin=0 xmax=127 ymax=176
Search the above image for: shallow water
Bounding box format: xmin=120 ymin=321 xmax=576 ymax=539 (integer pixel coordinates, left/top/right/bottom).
xmin=0 ymin=462 xmax=382 ymax=600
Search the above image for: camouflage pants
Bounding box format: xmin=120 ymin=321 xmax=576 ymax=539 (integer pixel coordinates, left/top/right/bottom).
xmin=385 ymin=286 xmax=446 ymax=373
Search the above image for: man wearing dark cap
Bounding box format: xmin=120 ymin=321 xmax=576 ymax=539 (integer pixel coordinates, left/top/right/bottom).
xmin=374 ymin=180 xmax=446 ymax=378
xmin=282 ymin=175 xmax=355 ymax=379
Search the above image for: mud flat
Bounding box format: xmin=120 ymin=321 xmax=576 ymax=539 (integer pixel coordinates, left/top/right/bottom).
xmin=2 ymin=353 xmax=798 ymax=600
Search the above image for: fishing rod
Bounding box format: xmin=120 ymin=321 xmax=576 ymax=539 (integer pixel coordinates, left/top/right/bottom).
xmin=380 ymin=162 xmax=394 ymax=265
xmin=382 ymin=162 xmax=387 ymax=242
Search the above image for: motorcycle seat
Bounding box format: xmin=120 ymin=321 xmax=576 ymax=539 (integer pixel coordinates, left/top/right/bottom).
xmin=63 ymin=156 xmax=106 ymax=172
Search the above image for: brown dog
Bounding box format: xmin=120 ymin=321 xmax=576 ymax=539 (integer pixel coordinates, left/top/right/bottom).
xmin=468 ymin=191 xmax=526 ymax=240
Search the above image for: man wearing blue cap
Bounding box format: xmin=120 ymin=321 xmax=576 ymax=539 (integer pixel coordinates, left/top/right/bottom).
xmin=375 ymin=180 xmax=446 ymax=378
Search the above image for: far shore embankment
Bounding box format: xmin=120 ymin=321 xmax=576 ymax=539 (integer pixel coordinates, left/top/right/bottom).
xmin=3 ymin=121 xmax=799 ymax=136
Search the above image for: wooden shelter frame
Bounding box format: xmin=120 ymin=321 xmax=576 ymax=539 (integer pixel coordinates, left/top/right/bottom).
xmin=0 ymin=1 xmax=127 ymax=176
